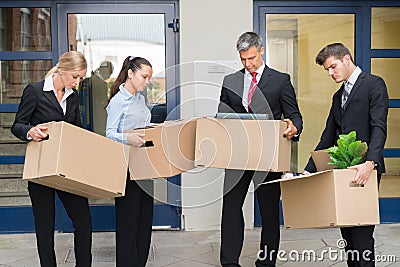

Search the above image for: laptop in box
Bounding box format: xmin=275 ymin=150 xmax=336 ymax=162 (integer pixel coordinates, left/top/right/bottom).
xmin=215 ymin=113 xmax=269 ymax=120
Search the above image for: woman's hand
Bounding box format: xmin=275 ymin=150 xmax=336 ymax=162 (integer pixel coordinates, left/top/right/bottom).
xmin=127 ymin=132 xmax=145 ymax=147
xmin=28 ymin=124 xmax=49 ymax=142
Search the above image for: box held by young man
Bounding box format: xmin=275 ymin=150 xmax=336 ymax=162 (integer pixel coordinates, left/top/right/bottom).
xmin=263 ymin=150 xmax=380 ymax=229
xmin=195 ymin=117 xmax=291 ymax=172
xmin=23 ymin=121 xmax=129 ymax=198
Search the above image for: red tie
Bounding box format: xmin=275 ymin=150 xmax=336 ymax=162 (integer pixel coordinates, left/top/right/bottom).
xmin=248 ymin=72 xmax=258 ymax=111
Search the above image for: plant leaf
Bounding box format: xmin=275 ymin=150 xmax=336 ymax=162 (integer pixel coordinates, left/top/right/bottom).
xmin=350 ymin=156 xmax=363 ymax=166
xmin=326 ymin=131 xmax=368 ymax=168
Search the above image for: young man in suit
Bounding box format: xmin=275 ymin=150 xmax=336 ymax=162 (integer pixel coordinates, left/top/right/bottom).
xmin=304 ymin=43 xmax=389 ymax=267
xmin=218 ymin=32 xmax=303 ymax=266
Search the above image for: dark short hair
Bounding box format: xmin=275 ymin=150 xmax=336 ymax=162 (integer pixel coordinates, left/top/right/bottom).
xmin=236 ymin=32 xmax=263 ymax=52
xmin=316 ymin=43 xmax=353 ymax=65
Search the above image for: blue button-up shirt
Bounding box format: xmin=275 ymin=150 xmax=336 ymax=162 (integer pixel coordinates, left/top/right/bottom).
xmin=106 ymin=84 xmax=151 ymax=144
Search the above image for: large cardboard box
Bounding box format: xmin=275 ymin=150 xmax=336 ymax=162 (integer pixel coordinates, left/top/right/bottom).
xmin=264 ymin=150 xmax=380 ymax=229
xmin=23 ymin=121 xmax=129 ymax=198
xmin=127 ymin=119 xmax=197 ymax=179
xmin=195 ymin=117 xmax=291 ymax=172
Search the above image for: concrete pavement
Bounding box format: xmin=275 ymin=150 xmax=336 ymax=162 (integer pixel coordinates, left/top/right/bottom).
xmin=0 ymin=224 xmax=399 ymax=266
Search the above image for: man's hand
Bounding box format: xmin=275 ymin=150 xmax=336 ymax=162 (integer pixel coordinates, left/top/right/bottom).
xmin=127 ymin=132 xmax=146 ymax=148
xmin=283 ymin=119 xmax=298 ymax=140
xmin=347 ymin=161 xmax=375 ymax=185
xmin=28 ymin=124 xmax=49 ymax=142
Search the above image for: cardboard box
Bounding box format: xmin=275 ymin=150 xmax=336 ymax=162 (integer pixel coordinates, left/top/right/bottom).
xmin=195 ymin=117 xmax=291 ymax=172
xmin=276 ymin=170 xmax=379 ymax=229
xmin=23 ymin=121 xmax=129 ymax=198
xmin=264 ymin=149 xmax=380 ymax=229
xmin=127 ymin=119 xmax=197 ymax=179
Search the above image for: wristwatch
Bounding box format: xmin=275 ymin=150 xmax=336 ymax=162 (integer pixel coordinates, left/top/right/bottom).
xmin=368 ymin=160 xmax=378 ymax=169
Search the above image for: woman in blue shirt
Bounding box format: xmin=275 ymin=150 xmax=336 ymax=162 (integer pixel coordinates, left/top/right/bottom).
xmin=105 ymin=56 xmax=154 ymax=267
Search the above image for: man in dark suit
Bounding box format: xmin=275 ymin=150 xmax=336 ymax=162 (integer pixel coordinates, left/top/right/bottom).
xmin=304 ymin=43 xmax=389 ymax=267
xmin=218 ymin=32 xmax=303 ymax=267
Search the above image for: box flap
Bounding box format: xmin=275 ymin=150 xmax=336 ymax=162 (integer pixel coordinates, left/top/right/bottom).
xmin=311 ymin=150 xmax=334 ymax=172
xmin=162 ymin=119 xmax=196 ymax=172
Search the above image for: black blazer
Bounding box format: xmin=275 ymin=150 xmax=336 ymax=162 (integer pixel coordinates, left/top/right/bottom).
xmin=11 ymin=80 xmax=82 ymax=141
xmin=218 ymin=66 xmax=303 ymax=141
xmin=305 ymin=71 xmax=389 ymax=174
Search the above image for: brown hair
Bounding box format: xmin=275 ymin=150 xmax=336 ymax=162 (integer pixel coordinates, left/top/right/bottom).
xmin=46 ymin=51 xmax=87 ymax=77
xmin=316 ymin=43 xmax=354 ymax=65
xmin=106 ymin=56 xmax=152 ymax=106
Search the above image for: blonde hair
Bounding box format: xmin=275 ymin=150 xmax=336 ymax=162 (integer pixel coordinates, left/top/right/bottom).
xmin=46 ymin=51 xmax=87 ymax=78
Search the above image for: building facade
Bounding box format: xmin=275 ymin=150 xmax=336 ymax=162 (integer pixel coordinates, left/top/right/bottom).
xmin=0 ymin=0 xmax=399 ymax=232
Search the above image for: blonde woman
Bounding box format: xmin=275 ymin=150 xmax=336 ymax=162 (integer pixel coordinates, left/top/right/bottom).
xmin=11 ymin=51 xmax=92 ymax=267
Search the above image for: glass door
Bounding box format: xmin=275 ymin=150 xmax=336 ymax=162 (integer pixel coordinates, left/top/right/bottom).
xmin=254 ymin=2 xmax=400 ymax=225
xmin=58 ymin=3 xmax=180 ymax=231
xmin=253 ymin=5 xmax=362 ymax=226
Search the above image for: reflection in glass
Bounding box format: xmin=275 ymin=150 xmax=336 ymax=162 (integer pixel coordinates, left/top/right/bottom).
xmin=68 ymin=14 xmax=167 ymax=204
xmin=0 ymin=8 xmax=51 ymax=51
xmin=371 ymin=58 xmax=400 ymax=99
xmin=371 ymin=7 xmax=400 ymax=49
xmin=381 ymin=158 xmax=400 ymax=198
xmin=69 ymin=14 xmax=166 ymax=104
xmin=386 ymin=109 xmax=400 ymax=149
xmin=0 ymin=60 xmax=51 ymax=104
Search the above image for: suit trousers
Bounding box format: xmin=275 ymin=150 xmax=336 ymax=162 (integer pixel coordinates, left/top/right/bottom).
xmin=220 ymin=170 xmax=281 ymax=267
xmin=339 ymin=174 xmax=381 ymax=267
xmin=28 ymin=182 xmax=92 ymax=267
xmin=340 ymin=225 xmax=375 ymax=267
xmin=115 ymin=178 xmax=154 ymax=267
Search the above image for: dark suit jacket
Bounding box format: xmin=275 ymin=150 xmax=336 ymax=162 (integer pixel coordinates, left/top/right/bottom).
xmin=11 ymin=80 xmax=82 ymax=141
xmin=218 ymin=66 xmax=303 ymax=141
xmin=305 ymin=71 xmax=388 ymax=174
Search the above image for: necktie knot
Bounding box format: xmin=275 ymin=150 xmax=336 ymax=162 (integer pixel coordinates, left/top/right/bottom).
xmin=251 ymin=72 xmax=257 ymax=81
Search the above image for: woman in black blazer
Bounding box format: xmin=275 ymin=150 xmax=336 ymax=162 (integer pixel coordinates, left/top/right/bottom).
xmin=11 ymin=51 xmax=92 ymax=267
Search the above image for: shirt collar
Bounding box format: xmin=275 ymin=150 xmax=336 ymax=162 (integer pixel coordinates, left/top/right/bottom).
xmin=347 ymin=66 xmax=362 ymax=87
xmin=119 ymin=83 xmax=142 ymax=101
xmin=245 ymin=62 xmax=265 ymax=77
xmin=43 ymin=74 xmax=74 ymax=97
xmin=43 ymin=75 xmax=54 ymax=92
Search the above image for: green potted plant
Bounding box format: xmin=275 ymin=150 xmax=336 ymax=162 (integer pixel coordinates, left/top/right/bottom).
xmin=327 ymin=131 xmax=367 ymax=169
